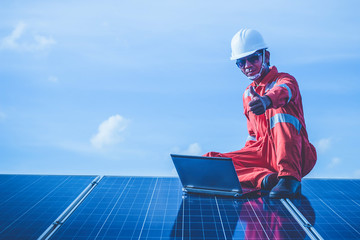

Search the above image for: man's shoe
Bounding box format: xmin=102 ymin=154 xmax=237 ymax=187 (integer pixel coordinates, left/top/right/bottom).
xmin=269 ymin=177 xmax=301 ymax=199
xmin=261 ymin=173 xmax=279 ymax=191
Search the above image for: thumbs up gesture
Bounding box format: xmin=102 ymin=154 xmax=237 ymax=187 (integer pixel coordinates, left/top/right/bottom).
xmin=248 ymin=86 xmax=272 ymax=115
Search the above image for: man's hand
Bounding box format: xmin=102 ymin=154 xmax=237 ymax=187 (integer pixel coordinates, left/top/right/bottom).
xmin=248 ymin=86 xmax=272 ymax=115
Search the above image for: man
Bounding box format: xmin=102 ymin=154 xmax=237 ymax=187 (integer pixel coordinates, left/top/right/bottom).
xmin=204 ymin=28 xmax=317 ymax=198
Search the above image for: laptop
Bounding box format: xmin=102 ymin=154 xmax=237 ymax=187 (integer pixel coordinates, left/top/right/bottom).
xmin=170 ymin=154 xmax=259 ymax=197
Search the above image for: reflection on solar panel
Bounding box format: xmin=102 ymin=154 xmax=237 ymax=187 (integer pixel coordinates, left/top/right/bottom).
xmin=173 ymin=195 xmax=309 ymax=240
xmin=1 ymin=175 xmax=360 ymax=240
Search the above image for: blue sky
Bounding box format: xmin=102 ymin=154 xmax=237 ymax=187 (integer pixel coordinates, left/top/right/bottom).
xmin=1 ymin=0 xmax=359 ymax=178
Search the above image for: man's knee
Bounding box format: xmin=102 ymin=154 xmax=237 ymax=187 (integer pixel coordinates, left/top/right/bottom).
xmin=203 ymin=151 xmax=223 ymax=157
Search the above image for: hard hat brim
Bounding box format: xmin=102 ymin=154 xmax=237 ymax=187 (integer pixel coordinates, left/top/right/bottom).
xmin=230 ymin=47 xmax=267 ymax=61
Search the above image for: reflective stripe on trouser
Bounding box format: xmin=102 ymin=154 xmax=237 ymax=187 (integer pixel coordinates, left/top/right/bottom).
xmin=246 ymin=135 xmax=256 ymax=141
xmin=269 ymin=114 xmax=303 ymax=182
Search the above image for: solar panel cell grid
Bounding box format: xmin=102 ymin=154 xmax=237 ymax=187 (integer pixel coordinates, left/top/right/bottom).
xmin=2 ymin=175 xmax=360 ymax=239
xmin=293 ymin=179 xmax=360 ymax=240
xmin=218 ymin=196 xmax=311 ymax=240
xmin=51 ymin=177 xmax=161 ymax=240
xmin=0 ymin=175 xmax=96 ymax=240
xmin=138 ymin=178 xmax=183 ymax=240
xmin=182 ymin=196 xmax=225 ymax=240
xmin=52 ymin=177 xmax=311 ymax=240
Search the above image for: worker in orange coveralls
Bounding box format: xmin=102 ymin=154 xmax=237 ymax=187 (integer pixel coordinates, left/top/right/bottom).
xmin=204 ymin=28 xmax=317 ymax=198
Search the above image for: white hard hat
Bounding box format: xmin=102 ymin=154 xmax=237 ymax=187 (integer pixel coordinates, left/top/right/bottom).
xmin=230 ymin=28 xmax=267 ymax=60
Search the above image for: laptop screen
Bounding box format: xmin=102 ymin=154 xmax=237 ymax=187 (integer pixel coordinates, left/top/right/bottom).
xmin=171 ymin=154 xmax=242 ymax=193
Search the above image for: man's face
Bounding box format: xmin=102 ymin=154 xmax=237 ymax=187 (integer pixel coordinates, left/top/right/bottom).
xmin=236 ymin=52 xmax=263 ymax=78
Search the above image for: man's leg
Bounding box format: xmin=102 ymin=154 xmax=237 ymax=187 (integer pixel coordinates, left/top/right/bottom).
xmin=269 ymin=119 xmax=303 ymax=180
xmin=268 ymin=115 xmax=304 ymax=198
xmin=204 ymin=140 xmax=275 ymax=189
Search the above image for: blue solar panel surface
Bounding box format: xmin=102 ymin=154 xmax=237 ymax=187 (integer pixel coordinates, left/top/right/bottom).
xmin=51 ymin=177 xmax=183 ymax=240
xmin=51 ymin=177 xmax=309 ymax=240
xmin=1 ymin=175 xmax=360 ymax=240
xmin=292 ymin=179 xmax=360 ymax=240
xmin=0 ymin=175 xmax=96 ymax=240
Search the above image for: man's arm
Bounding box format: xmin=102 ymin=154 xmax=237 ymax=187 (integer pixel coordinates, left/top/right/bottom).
xmin=265 ymin=74 xmax=299 ymax=109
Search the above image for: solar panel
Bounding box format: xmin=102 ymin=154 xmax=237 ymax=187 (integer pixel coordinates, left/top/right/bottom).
xmin=291 ymin=179 xmax=360 ymax=240
xmin=1 ymin=175 xmax=359 ymax=239
xmin=51 ymin=176 xmax=309 ymax=240
xmin=51 ymin=177 xmax=183 ymax=240
xmin=0 ymin=174 xmax=96 ymax=240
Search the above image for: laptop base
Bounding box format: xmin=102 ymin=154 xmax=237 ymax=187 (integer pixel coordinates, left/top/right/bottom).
xmin=183 ymin=186 xmax=259 ymax=198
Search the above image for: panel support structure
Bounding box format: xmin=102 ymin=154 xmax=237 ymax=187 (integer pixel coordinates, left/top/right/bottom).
xmin=37 ymin=175 xmax=103 ymax=240
xmin=281 ymin=198 xmax=324 ymax=240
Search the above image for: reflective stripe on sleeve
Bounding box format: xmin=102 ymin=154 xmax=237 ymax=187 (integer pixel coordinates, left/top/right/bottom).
xmin=270 ymin=113 xmax=302 ymax=134
xmin=246 ymin=135 xmax=256 ymax=141
xmin=244 ymin=88 xmax=252 ymax=98
xmin=277 ymin=83 xmax=292 ymax=103
xmin=265 ymin=81 xmax=276 ymax=92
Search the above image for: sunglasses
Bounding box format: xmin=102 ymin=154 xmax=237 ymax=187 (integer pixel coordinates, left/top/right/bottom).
xmin=236 ymin=53 xmax=262 ymax=68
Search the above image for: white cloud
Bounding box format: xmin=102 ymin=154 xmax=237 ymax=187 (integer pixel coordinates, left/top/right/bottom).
xmin=0 ymin=111 xmax=6 ymax=120
xmin=34 ymin=35 xmax=56 ymax=48
xmin=181 ymin=143 xmax=202 ymax=155
xmin=354 ymin=169 xmax=360 ymax=178
xmin=48 ymin=76 xmax=58 ymax=82
xmin=169 ymin=143 xmax=202 ymax=177
xmin=0 ymin=22 xmax=56 ymax=51
xmin=327 ymin=157 xmax=341 ymax=168
xmin=1 ymin=22 xmax=26 ymax=49
xmin=91 ymin=114 xmax=129 ymax=149
xmin=170 ymin=167 xmax=178 ymax=177
xmin=316 ymin=137 xmax=332 ymax=153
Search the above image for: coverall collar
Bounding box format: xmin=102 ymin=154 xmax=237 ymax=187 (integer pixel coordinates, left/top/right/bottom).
xmin=252 ymin=66 xmax=278 ymax=87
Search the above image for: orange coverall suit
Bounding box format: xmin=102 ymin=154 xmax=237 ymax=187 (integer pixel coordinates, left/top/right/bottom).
xmin=204 ymin=66 xmax=317 ymax=189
